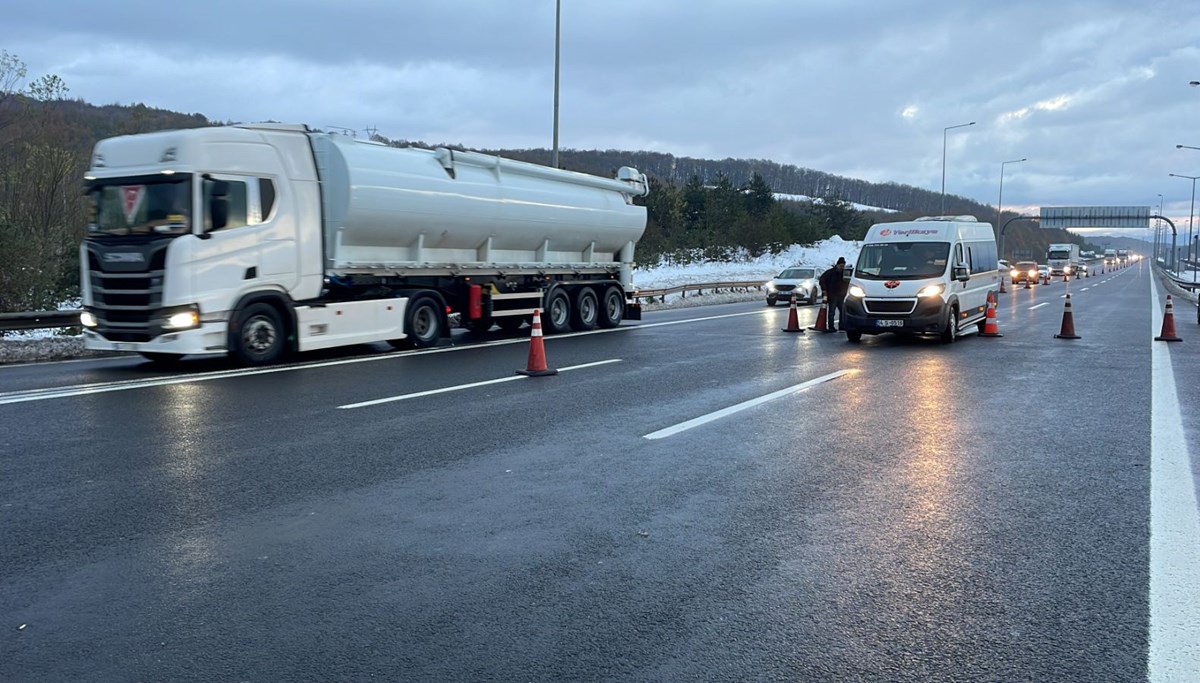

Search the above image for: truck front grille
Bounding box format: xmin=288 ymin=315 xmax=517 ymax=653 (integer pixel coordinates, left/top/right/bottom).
xmin=86 ymin=241 xmax=170 ymax=342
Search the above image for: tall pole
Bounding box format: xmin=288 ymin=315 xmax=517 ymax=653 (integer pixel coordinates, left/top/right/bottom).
xmin=551 ymin=0 xmax=561 ymax=168
xmin=1170 ymin=173 xmax=1199 ymax=272
xmin=941 ymin=121 xmax=975 ymax=215
xmin=997 ymin=157 xmax=1026 ymax=260
xmin=1156 ymin=193 xmax=1164 ymax=263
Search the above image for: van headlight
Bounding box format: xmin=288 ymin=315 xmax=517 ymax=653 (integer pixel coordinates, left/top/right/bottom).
xmin=162 ymin=305 xmax=200 ymax=330
xmin=917 ymin=284 xmax=944 ymax=298
xmin=80 ymin=310 xmax=98 ymax=328
xmin=848 ymin=285 xmax=866 ymax=298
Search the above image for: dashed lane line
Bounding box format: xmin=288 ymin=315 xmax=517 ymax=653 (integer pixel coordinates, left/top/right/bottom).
xmin=338 ymin=359 xmax=622 ymax=409
xmin=642 ymin=369 xmax=851 ymax=440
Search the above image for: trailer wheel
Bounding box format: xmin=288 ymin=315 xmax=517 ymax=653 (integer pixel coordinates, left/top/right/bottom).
xmin=571 ymin=288 xmax=599 ymax=331
xmin=231 ymin=302 xmax=287 ymax=365
xmin=405 ymin=298 xmax=443 ymax=348
xmin=543 ymin=288 xmax=571 ymax=334
xmin=599 ymin=286 xmax=624 ymax=328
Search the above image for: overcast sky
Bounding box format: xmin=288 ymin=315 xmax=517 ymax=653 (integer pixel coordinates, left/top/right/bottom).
xmin=5 ymin=0 xmax=1200 ymax=238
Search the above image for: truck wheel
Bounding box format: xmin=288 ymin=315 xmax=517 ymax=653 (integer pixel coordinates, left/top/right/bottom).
xmin=405 ymin=298 xmax=442 ymax=348
xmin=571 ymin=288 xmax=599 ymax=331
xmin=231 ymin=302 xmax=286 ymax=365
xmin=542 ymin=288 xmax=571 ymax=334
xmin=599 ymin=286 xmax=624 ymax=328
xmin=940 ymin=306 xmax=957 ymax=344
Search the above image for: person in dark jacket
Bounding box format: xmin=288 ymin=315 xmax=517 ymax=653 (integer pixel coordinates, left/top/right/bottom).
xmin=819 ymin=257 xmax=848 ymax=331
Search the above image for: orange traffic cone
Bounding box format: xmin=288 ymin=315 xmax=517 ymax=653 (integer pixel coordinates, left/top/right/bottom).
xmin=1062 ymin=271 xmax=1069 ymax=282
xmin=1154 ymin=295 xmax=1183 ymax=342
xmin=1024 ymin=275 xmax=1032 ymax=290
xmin=999 ymin=275 xmax=1007 ymax=293
xmin=1054 ymin=294 xmax=1081 ymax=339
xmin=782 ymin=294 xmax=805 ymax=334
xmin=517 ymin=308 xmax=558 ymax=375
xmin=980 ymin=292 xmax=1002 ymax=337
xmin=809 ymin=292 xmax=829 ymax=331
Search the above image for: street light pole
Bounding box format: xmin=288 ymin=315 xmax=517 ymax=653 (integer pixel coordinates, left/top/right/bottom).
xmin=941 ymin=121 xmax=975 ymax=215
xmin=1169 ymin=173 xmax=1199 ymax=273
xmin=551 ymin=0 xmax=561 ymax=168
xmin=996 ymin=158 xmax=1026 ymax=260
xmin=1156 ymin=193 xmax=1164 ymax=262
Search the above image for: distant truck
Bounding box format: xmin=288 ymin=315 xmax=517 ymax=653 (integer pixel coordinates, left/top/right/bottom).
xmin=1104 ymin=248 xmax=1118 ymax=265
xmin=78 ymin=124 xmax=649 ymax=365
xmin=1046 ymin=243 xmax=1081 ymax=277
xmin=1117 ymin=248 xmax=1130 ymax=265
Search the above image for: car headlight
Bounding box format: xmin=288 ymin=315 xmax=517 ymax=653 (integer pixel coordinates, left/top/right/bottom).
xmin=916 ymin=284 xmax=944 ymax=298
xmin=80 ymin=310 xmax=98 ymax=328
xmin=766 ymin=281 xmax=776 ymax=292
xmin=1028 ymin=270 xmax=1037 ymax=277
xmin=162 ymin=305 xmax=201 ymax=330
xmin=848 ymin=285 xmax=866 ymax=298
xmin=1010 ymin=269 xmax=1019 ymax=278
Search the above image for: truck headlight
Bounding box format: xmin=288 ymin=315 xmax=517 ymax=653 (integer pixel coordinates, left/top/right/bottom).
xmin=916 ymin=284 xmax=944 ymax=298
xmin=848 ymin=285 xmax=866 ymax=298
xmin=162 ymin=305 xmax=200 ymax=330
xmin=80 ymin=310 xmax=98 ymax=328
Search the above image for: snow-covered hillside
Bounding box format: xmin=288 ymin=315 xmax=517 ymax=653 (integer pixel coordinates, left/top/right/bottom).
xmin=635 ymin=236 xmax=862 ymax=288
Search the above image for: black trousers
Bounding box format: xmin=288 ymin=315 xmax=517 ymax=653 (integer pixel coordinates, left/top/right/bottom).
xmin=826 ymin=296 xmax=845 ymax=330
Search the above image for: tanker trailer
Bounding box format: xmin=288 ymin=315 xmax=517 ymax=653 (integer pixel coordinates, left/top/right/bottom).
xmin=78 ymin=123 xmax=649 ymax=365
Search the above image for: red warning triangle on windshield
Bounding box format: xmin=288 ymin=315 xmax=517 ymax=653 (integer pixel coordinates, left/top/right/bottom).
xmin=121 ymin=185 xmax=145 ymax=223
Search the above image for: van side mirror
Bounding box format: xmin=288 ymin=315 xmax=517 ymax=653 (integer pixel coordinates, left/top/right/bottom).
xmin=842 ymin=266 xmax=853 ymax=280
xmin=952 ymin=266 xmax=970 ymax=281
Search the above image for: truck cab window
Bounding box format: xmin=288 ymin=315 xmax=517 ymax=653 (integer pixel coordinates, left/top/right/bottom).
xmin=259 ymin=178 xmax=276 ymax=219
xmin=204 ymin=178 xmax=249 ymax=232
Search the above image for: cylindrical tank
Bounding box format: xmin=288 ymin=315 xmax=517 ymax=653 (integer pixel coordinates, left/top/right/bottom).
xmin=311 ymin=134 xmax=647 ymax=271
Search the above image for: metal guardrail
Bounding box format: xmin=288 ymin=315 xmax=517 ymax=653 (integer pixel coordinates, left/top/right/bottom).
xmin=634 ymin=280 xmax=766 ymax=303
xmin=0 ymin=310 xmax=81 ymax=332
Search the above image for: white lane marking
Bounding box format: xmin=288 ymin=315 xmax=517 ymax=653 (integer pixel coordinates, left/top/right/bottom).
xmin=1080 ymin=287 xmax=1089 ymax=291
xmin=1029 ymin=303 xmax=1049 ymax=310
xmin=643 ymin=369 xmax=851 ymax=440
xmin=338 ymin=359 xmax=622 ymax=409
xmin=0 ymin=309 xmax=769 ymax=406
xmin=1148 ymin=281 xmax=1200 ymax=681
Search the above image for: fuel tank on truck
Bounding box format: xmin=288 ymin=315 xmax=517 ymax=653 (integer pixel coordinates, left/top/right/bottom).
xmin=310 ymin=134 xmax=649 ymax=273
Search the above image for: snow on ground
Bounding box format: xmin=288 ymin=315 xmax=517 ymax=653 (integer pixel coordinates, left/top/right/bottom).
xmin=774 ymin=193 xmax=897 ymax=214
xmin=635 ymin=236 xmax=862 ymax=289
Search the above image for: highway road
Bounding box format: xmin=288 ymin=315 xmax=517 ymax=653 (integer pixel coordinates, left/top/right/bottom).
xmin=2 ymin=261 xmax=1198 ymax=682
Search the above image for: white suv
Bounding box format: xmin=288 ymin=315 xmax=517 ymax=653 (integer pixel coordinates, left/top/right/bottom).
xmin=766 ymin=266 xmax=821 ymax=306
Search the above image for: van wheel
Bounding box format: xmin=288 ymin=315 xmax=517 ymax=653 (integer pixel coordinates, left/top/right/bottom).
xmin=846 ymin=330 xmax=862 ymax=343
xmin=231 ymin=302 xmax=287 ymax=365
xmin=941 ymin=306 xmax=958 ymax=344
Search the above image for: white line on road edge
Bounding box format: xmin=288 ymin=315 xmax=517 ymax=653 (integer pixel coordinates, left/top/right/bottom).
xmin=1029 ymin=303 xmax=1049 ymax=310
xmin=1148 ymin=280 xmax=1200 ymax=682
xmin=338 ymin=359 xmax=622 ymax=409
xmin=643 ymin=369 xmax=851 ymax=440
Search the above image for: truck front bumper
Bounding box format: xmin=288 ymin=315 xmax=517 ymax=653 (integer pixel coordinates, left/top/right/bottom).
xmin=83 ymin=322 xmax=229 ymax=356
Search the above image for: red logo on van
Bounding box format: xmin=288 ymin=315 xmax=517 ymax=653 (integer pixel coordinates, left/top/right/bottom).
xmin=879 ymin=229 xmax=891 ymax=236
xmin=885 ymin=280 xmax=900 ymax=289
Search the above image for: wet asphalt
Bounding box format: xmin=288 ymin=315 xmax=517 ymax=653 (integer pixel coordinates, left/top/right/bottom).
xmin=1 ymin=262 xmax=1195 ymax=682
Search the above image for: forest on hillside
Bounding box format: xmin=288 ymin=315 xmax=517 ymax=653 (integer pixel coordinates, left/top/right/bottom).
xmin=0 ymin=49 xmax=1095 ymax=313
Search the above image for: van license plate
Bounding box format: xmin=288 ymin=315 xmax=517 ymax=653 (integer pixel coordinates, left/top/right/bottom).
xmin=876 ymin=320 xmax=904 ymax=328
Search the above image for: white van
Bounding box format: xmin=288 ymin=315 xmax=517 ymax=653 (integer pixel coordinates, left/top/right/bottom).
xmin=842 ymin=216 xmax=999 ymax=343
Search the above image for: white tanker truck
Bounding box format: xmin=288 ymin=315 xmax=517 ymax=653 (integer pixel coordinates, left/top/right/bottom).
xmin=78 ymin=123 xmax=649 ymax=365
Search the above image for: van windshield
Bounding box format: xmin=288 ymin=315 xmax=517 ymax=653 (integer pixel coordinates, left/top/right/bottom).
xmin=855 ymin=241 xmax=950 ymax=280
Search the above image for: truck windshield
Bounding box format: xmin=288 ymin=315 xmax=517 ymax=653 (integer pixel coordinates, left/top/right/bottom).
xmin=1048 ymin=250 xmax=1071 ymax=259
xmin=855 ymin=242 xmax=950 ymax=280
xmin=87 ymin=175 xmax=192 ymax=237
